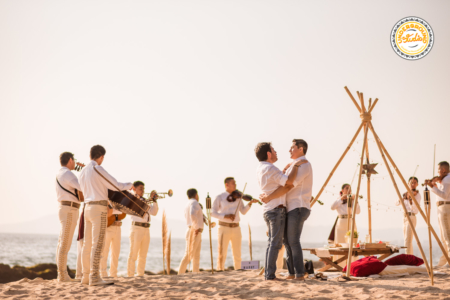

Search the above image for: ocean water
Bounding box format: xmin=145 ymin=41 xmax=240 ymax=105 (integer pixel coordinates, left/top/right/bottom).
xmin=0 ymin=233 xmax=444 ymax=276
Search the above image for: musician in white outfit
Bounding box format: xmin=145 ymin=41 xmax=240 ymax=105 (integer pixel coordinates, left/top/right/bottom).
xmin=127 ymin=181 xmax=159 ymax=277
xmin=79 ymin=145 xmax=133 ymax=286
xmin=178 ymin=189 xmax=203 ymax=274
xmin=55 ymin=152 xmax=84 ymax=282
xmin=395 ymin=176 xmax=421 ymax=255
xmin=211 ymin=177 xmax=259 ymax=270
xmin=100 ymin=208 xmax=126 ymax=278
xmin=331 ymin=184 xmax=360 ymax=266
xmin=426 ymin=161 xmax=450 ymax=268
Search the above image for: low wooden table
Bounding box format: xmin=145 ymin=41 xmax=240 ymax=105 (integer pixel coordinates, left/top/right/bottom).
xmin=303 ymin=247 xmax=405 ymax=272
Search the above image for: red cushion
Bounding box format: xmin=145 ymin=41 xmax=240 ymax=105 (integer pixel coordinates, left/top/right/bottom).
xmin=342 ymin=256 xmax=387 ymax=277
xmin=384 ymin=254 xmax=424 ymax=266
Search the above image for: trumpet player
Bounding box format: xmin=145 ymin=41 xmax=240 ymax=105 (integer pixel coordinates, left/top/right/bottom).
xmin=127 ymin=181 xmax=159 ymax=277
xmin=395 ymin=177 xmax=420 ymax=255
xmin=211 ymin=177 xmax=259 ymax=270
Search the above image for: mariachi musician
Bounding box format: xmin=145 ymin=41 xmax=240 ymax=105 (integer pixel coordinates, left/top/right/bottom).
xmin=211 ymin=177 xmax=259 ymax=271
xmin=100 ymin=208 xmax=126 ymax=278
xmin=79 ymin=145 xmax=133 ymax=286
xmin=55 ymin=152 xmax=84 ymax=282
xmin=396 ymin=176 xmax=421 ymax=255
xmin=424 ymin=161 xmax=450 ymax=268
xmin=127 ymin=181 xmax=159 ymax=277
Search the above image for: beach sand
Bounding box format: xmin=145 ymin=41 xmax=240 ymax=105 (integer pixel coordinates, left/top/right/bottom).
xmin=1 ymin=268 xmax=449 ymax=300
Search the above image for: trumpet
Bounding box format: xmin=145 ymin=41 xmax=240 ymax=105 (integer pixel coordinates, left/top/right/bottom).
xmin=144 ymin=189 xmax=173 ymax=202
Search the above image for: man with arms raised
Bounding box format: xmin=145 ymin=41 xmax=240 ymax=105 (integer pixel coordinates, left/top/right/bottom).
xmin=254 ymin=142 xmax=306 ymax=281
xmin=211 ymin=177 xmax=259 ymax=270
xmin=55 ymin=152 xmax=84 ymax=282
xmin=79 ymin=145 xmax=133 ymax=286
xmin=261 ymin=139 xmax=313 ymax=280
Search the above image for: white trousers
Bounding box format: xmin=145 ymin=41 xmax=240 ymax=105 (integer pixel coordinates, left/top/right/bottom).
xmin=437 ymin=205 xmax=450 ymax=266
xmin=76 ymin=239 xmax=83 ymax=279
xmin=56 ymin=205 xmax=79 ymax=280
xmin=334 ymin=217 xmax=358 ymax=266
xmin=277 ymin=244 xmax=285 ymax=270
xmin=178 ymin=228 xmax=202 ymax=274
xmin=217 ymin=225 xmax=242 ymax=270
xmin=127 ymin=225 xmax=150 ymax=277
xmin=81 ymin=203 xmax=108 ymax=282
xmin=403 ymin=215 xmax=417 ymax=255
xmin=100 ymin=225 xmax=122 ymax=277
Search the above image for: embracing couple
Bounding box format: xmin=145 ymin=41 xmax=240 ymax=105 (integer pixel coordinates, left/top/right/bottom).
xmin=255 ymin=139 xmax=313 ymax=281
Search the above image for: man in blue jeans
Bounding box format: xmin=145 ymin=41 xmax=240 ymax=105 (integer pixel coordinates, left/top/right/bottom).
xmin=255 ymin=142 xmax=307 ymax=281
xmin=260 ymin=139 xmax=313 ymax=281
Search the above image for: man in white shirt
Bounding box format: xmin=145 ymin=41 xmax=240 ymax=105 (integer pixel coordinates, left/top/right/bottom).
xmin=260 ymin=139 xmax=312 ymax=280
xmin=127 ymin=181 xmax=159 ymax=277
xmin=426 ymin=161 xmax=450 ymax=267
xmin=211 ymin=177 xmax=259 ymax=270
xmin=255 ymin=142 xmax=306 ymax=281
xmin=79 ymin=145 xmax=133 ymax=286
xmin=396 ymin=176 xmax=421 ymax=255
xmin=100 ymin=208 xmax=126 ymax=278
xmin=178 ymin=189 xmax=204 ymax=274
xmin=55 ymin=152 xmax=84 ymax=282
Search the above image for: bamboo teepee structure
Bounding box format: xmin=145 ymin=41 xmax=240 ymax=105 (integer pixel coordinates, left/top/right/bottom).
xmin=310 ymin=86 xmax=450 ymax=284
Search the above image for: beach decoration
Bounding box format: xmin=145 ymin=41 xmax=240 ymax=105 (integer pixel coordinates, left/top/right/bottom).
xmin=162 ymin=211 xmax=168 ymax=275
xmin=248 ymin=224 xmax=253 ymax=261
xmin=310 ymin=86 xmax=450 ymax=285
xmin=166 ymin=231 xmax=172 ymax=275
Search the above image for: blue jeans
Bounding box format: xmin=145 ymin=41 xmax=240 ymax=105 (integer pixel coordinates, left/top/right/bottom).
xmin=263 ymin=207 xmax=286 ymax=280
xmin=284 ymin=207 xmax=311 ymax=277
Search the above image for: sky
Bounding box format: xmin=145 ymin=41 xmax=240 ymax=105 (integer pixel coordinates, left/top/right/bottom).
xmin=1 ymin=0 xmax=449 ymax=242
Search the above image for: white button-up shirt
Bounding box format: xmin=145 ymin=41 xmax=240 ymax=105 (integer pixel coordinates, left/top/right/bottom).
xmin=211 ymin=191 xmax=251 ymax=223
xmin=256 ymin=161 xmax=288 ymax=213
xmin=56 ymin=167 xmax=81 ymax=203
xmin=285 ymin=156 xmax=313 ymax=212
xmin=331 ymin=196 xmax=361 ymax=215
xmin=79 ymin=160 xmax=133 ymax=203
xmin=395 ymin=192 xmax=421 ymax=214
xmin=432 ymin=175 xmax=450 ymax=203
xmin=184 ymin=199 xmax=204 ymax=230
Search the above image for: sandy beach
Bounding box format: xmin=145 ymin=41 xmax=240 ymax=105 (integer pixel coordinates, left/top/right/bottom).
xmin=1 ymin=268 xmax=450 ymax=300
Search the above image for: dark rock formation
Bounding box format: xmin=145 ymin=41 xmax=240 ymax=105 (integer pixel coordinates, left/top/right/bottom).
xmin=0 ymin=263 xmax=75 ymax=284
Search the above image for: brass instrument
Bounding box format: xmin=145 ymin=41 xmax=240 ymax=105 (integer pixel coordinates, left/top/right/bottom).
xmin=144 ymin=189 xmax=173 ymax=202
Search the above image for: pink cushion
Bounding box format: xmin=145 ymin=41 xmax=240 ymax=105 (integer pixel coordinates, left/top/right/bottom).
xmin=384 ymin=254 xmax=424 ymax=266
xmin=342 ymin=256 xmax=387 ymax=277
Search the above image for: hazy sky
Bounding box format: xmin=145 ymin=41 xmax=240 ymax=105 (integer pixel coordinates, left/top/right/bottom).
xmin=1 ymin=0 xmax=449 ymax=241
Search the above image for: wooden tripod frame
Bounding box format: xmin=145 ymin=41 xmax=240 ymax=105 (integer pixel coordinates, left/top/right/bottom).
xmin=310 ymin=86 xmax=450 ymax=284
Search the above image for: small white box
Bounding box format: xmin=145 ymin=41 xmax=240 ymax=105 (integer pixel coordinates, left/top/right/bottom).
xmin=241 ymin=261 xmax=260 ymax=270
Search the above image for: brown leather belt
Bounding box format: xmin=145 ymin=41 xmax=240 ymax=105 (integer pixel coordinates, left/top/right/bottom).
xmin=219 ymin=221 xmax=240 ymax=228
xmin=61 ymin=201 xmax=80 ymax=209
xmin=339 ymin=214 xmax=351 ymax=219
xmin=87 ymin=200 xmax=108 ymax=206
xmin=133 ymin=221 xmax=150 ymax=228
xmin=404 ymin=212 xmax=415 ymax=217
xmin=111 ymin=221 xmax=122 ymax=226
xmin=188 ymin=226 xmax=203 ymax=232
xmin=437 ymin=201 xmax=450 ymax=207
xmin=276 ymin=205 xmax=286 ymax=209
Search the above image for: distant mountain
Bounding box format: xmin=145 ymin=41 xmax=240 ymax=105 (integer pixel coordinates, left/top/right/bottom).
xmin=1 ymin=213 xmax=429 ymax=244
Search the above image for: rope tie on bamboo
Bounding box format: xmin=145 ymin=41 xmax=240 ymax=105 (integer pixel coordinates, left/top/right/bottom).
xmin=360 ymin=112 xmax=372 ymax=122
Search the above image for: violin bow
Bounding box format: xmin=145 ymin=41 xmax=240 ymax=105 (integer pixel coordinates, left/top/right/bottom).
xmin=232 ymin=183 xmax=247 ymax=218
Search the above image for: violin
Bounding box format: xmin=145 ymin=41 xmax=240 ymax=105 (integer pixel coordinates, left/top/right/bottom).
xmin=226 ymin=190 xmax=262 ymax=205
xmin=402 ymin=189 xmax=418 ymax=205
xmin=422 ymin=173 xmax=448 ymax=187
xmin=341 ymin=194 xmax=363 ymax=205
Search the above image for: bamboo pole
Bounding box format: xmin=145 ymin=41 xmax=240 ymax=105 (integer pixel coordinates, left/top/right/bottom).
xmin=369 ymin=122 xmax=432 ymax=280
xmin=368 ymin=98 xmax=372 ymax=111
xmin=364 ymin=125 xmax=373 ymax=243
xmin=427 ymin=198 xmax=434 ymax=285
xmin=359 ymin=92 xmax=366 ymax=113
xmin=368 ymin=123 xmax=450 ymax=266
xmin=344 ymin=86 xmax=362 ymax=112
xmin=368 ymin=98 xmax=378 ymax=113
xmin=311 ymin=122 xmax=364 ymax=207
xmin=345 ymin=124 xmax=368 ymax=277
